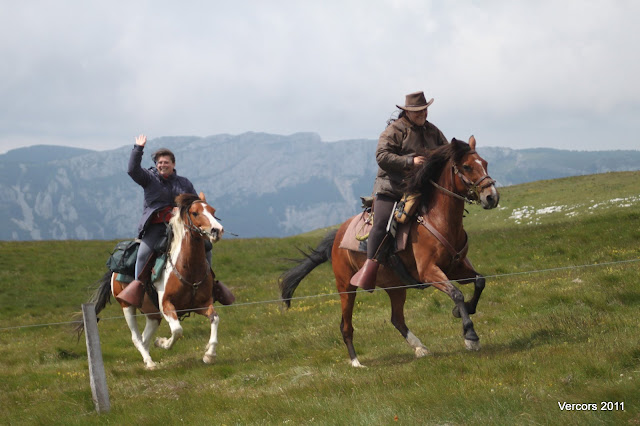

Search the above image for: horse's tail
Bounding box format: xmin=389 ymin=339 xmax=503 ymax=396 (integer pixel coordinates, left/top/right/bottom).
xmin=73 ymin=270 xmax=113 ymax=336
xmin=279 ymin=229 xmax=338 ymax=308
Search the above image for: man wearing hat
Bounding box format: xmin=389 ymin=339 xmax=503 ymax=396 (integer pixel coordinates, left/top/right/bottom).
xmin=351 ymin=91 xmax=449 ymax=291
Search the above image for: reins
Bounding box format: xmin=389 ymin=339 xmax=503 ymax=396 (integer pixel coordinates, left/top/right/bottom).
xmin=429 ymin=179 xmax=473 ymax=204
xmin=416 ymin=215 xmax=469 ymax=271
xmin=167 ymin=253 xmax=206 ymax=293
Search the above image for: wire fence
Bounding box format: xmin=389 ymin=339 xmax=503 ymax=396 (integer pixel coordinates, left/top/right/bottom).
xmin=0 ymin=257 xmax=638 ymax=332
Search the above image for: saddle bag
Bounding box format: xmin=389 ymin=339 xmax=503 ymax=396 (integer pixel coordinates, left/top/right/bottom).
xmin=106 ymin=240 xmax=140 ymax=275
xmin=394 ymin=193 xmax=421 ymax=224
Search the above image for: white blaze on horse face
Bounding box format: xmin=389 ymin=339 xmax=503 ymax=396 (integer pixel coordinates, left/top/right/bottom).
xmin=202 ymin=203 xmax=224 ymax=241
xmin=475 ymin=159 xmax=487 ymax=176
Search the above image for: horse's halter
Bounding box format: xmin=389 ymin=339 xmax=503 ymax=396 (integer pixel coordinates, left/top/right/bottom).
xmin=431 ymin=150 xmax=496 ymax=205
xmin=184 ymin=202 xmax=220 ymax=241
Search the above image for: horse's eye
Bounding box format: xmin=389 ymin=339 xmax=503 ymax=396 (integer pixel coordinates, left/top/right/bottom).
xmin=192 ymin=212 xmax=199 ymax=217
xmin=462 ymin=164 xmax=472 ymax=172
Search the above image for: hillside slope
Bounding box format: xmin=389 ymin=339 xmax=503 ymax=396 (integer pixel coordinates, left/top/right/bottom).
xmin=0 ymin=171 xmax=639 ymax=424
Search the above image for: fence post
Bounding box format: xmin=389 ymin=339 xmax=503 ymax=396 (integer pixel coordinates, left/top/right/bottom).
xmin=82 ymin=303 xmax=111 ymax=414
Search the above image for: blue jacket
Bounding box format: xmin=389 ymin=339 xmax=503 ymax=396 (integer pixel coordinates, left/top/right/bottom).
xmin=128 ymin=145 xmax=197 ymax=237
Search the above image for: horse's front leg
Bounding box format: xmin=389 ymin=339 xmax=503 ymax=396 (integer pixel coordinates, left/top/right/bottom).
xmin=155 ymin=298 xmax=183 ymax=350
xmin=200 ymin=305 xmax=219 ymax=364
xmin=385 ymin=287 xmax=430 ymax=358
xmin=450 ymin=274 xmax=485 ymax=318
xmin=122 ymin=306 xmax=157 ymax=369
xmin=449 ymin=259 xmax=485 ymax=318
xmin=426 ymin=268 xmax=481 ymax=351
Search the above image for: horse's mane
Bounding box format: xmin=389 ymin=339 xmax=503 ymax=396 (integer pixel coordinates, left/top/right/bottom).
xmin=168 ymin=193 xmax=202 ymax=253
xmin=175 ymin=193 xmax=202 ymax=217
xmin=403 ymin=139 xmax=472 ymax=206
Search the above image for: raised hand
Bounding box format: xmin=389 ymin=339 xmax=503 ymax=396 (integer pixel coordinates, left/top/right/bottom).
xmin=135 ymin=134 xmax=147 ymax=147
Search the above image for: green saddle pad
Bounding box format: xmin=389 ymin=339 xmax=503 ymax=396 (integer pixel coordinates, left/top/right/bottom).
xmin=115 ymin=255 xmax=167 ymax=284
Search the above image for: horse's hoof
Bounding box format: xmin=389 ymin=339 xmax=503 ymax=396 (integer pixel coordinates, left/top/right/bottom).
xmin=350 ymin=358 xmax=366 ymax=368
xmin=145 ymin=361 xmax=158 ymax=370
xmin=154 ymin=337 xmax=169 ymax=349
xmin=203 ymin=354 xmax=216 ymax=364
xmin=415 ymin=346 xmax=432 ymax=358
xmin=465 ymin=339 xmax=481 ymax=351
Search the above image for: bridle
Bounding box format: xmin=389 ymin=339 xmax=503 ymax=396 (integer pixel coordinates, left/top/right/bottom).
xmin=166 ymin=201 xmax=218 ymax=303
xmin=184 ymin=202 xmax=221 ymax=241
xmin=430 ymin=151 xmax=495 ymax=205
xmin=420 ymin=151 xmax=494 ymax=271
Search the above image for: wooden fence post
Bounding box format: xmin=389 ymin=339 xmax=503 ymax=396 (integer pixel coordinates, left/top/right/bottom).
xmin=82 ymin=303 xmax=111 ymax=414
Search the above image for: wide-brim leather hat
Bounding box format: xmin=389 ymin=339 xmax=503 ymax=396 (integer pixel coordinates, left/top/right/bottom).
xmin=396 ymin=91 xmax=434 ymax=112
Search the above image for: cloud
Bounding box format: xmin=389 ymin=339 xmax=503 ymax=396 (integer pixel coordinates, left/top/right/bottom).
xmin=1 ymin=0 xmax=639 ymax=153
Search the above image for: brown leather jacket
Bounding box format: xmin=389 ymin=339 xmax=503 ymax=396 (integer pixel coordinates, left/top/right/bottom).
xmin=373 ymin=116 xmax=448 ymax=198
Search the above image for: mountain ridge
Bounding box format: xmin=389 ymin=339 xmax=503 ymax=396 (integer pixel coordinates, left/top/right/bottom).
xmin=1 ymin=132 xmax=639 ymax=240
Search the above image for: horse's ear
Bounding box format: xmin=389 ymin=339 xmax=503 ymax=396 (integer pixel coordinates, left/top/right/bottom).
xmin=469 ymin=135 xmax=476 ymax=150
xmin=199 ymin=192 xmax=206 ymax=202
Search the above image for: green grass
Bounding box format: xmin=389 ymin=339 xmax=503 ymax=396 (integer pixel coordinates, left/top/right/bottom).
xmin=1 ymin=171 xmax=639 ymax=425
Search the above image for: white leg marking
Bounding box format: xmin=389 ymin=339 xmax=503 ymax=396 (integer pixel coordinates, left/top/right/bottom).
xmin=155 ymin=314 xmax=183 ymax=350
xmin=123 ymin=306 xmax=156 ymax=369
xmin=141 ymin=317 xmax=161 ymax=349
xmin=406 ymin=331 xmax=431 ymax=358
xmin=203 ymin=314 xmax=219 ymax=364
xmin=350 ymin=358 xmax=365 ymax=368
xmin=154 ymin=259 xmax=183 ymax=351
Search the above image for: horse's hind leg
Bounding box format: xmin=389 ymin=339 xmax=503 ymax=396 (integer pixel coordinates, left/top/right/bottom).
xmin=386 ymin=288 xmax=430 ymax=358
xmin=123 ymin=306 xmax=157 ymax=369
xmin=339 ymin=285 xmax=362 ymax=367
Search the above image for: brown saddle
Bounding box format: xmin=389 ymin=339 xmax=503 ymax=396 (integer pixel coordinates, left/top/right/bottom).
xmin=338 ymin=210 xmax=411 ymax=254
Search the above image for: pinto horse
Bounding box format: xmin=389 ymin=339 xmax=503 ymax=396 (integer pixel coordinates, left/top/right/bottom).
xmin=280 ymin=137 xmax=499 ymax=367
xmin=78 ymin=193 xmax=224 ymax=369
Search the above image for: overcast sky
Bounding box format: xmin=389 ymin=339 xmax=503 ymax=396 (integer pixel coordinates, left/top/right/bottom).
xmin=1 ymin=1 xmax=638 ymax=154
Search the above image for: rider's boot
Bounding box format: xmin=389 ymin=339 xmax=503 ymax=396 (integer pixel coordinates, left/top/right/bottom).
xmin=212 ymin=279 xmax=236 ymax=305
xmin=350 ymin=259 xmax=379 ymax=293
xmin=116 ymin=279 xmax=145 ymax=308
xmin=116 ymin=255 xmax=154 ymax=308
xmin=210 ymin=268 xmax=235 ymax=305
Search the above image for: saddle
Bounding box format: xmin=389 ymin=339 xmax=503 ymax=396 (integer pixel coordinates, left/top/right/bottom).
xmin=338 ymin=210 xmax=411 ymax=254
xmin=338 ymin=198 xmax=427 ymax=289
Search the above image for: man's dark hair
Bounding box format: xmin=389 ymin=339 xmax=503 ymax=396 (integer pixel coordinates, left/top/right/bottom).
xmin=152 ymin=148 xmax=175 ymax=164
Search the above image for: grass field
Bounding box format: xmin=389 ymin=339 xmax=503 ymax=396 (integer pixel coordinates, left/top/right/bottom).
xmin=1 ymin=171 xmax=639 ymax=425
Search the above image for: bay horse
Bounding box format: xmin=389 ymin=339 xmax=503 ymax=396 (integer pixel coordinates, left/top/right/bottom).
xmin=280 ymin=136 xmax=499 ymax=367
xmin=78 ymin=193 xmax=225 ymax=369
